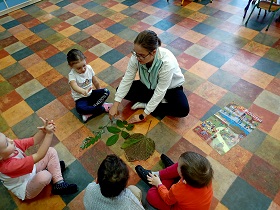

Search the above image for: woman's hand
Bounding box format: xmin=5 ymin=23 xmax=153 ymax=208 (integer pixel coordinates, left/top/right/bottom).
xmin=109 ymin=102 xmax=119 ymax=120
xmin=147 ymin=173 xmax=162 ymax=187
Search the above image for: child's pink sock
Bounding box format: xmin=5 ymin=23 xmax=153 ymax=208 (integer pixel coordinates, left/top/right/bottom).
xmin=103 ymin=103 xmax=113 ymax=112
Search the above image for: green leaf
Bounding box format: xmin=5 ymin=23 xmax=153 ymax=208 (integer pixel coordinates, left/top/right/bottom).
xmin=98 ymin=126 xmax=104 ymax=129
xmin=123 ymin=120 xmax=128 ymax=125
xmin=126 ymin=124 xmax=135 ymax=131
xmin=96 ymin=132 xmax=102 ymax=139
xmin=106 ymin=134 xmax=119 ymax=146
xmin=80 ymin=136 xmax=99 ymax=149
xmin=121 ymin=131 xmax=130 ymax=139
xmin=116 ymin=120 xmax=125 ymax=128
xmin=107 ymin=126 xmax=121 ymax=134
xmin=121 ymin=138 xmax=141 ymax=149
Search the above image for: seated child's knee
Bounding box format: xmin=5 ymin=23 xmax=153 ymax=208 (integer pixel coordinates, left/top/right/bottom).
xmin=146 ymin=187 xmax=158 ymax=202
xmin=104 ymin=88 xmax=110 ymax=95
xmin=37 ymin=170 xmax=52 ymax=185
xmin=47 ymin=147 xmax=57 ymax=156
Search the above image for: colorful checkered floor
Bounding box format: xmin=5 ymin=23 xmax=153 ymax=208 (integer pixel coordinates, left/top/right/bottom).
xmin=1 ymin=0 xmax=280 ymax=209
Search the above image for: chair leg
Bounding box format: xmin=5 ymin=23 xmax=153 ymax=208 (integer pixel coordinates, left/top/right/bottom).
xmin=266 ymin=13 xmax=276 ymax=31
xmin=245 ymin=5 xmax=257 ymax=25
xmin=264 ymin=10 xmax=267 ymax=18
xmin=257 ymin=8 xmax=261 ymax=18
xmin=181 ymin=0 xmax=184 ymax=6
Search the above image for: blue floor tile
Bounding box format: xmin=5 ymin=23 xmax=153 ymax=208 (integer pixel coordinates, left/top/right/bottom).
xmin=253 ymin=57 xmax=280 ymax=76
xmin=100 ymin=49 xmax=125 ymax=65
xmin=221 ymin=177 xmax=271 ymax=210
xmin=202 ymin=51 xmax=230 ymax=68
xmin=154 ymin=19 xmax=174 ymax=31
xmin=25 ymin=88 xmax=56 ymax=111
xmin=46 ymin=52 xmax=67 ymax=67
xmin=11 ymin=47 xmax=34 ymax=61
xmin=61 ymin=160 xmax=94 ymax=204
xmin=192 ymin=23 xmax=215 ymax=35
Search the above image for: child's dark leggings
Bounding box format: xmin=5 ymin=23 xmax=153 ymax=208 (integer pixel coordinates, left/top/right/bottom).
xmin=124 ymin=80 xmax=190 ymax=117
xmin=147 ymin=163 xmax=180 ymax=210
xmin=75 ymin=88 xmax=109 ymax=116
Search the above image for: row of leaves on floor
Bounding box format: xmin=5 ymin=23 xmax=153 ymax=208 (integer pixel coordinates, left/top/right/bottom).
xmin=80 ymin=119 xmax=140 ymax=149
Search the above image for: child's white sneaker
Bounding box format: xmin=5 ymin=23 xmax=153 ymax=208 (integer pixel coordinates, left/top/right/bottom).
xmin=82 ymin=114 xmax=93 ymax=122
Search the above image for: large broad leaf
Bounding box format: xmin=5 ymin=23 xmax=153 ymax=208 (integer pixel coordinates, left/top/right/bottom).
xmin=106 ymin=134 xmax=119 ymax=146
xmin=107 ymin=126 xmax=121 ymax=134
xmin=116 ymin=120 xmax=125 ymax=128
xmin=123 ymin=133 xmax=155 ymax=161
xmin=121 ymin=138 xmax=141 ymax=149
xmin=121 ymin=130 xmax=130 ymax=139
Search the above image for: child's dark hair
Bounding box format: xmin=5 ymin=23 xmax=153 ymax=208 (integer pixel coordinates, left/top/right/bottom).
xmin=179 ymin=151 xmax=213 ymax=188
xmin=97 ymin=154 xmax=129 ymax=198
xmin=67 ymin=49 xmax=86 ymax=66
xmin=134 ymin=30 xmax=161 ymax=53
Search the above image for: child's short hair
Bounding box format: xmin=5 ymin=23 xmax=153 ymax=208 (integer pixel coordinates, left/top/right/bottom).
xmin=67 ymin=49 xmax=86 ymax=66
xmin=179 ymin=151 xmax=213 ymax=188
xmin=97 ymin=154 xmax=129 ymax=198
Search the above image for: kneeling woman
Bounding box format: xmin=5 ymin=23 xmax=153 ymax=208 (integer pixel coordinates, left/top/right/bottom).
xmin=109 ymin=30 xmax=189 ymax=123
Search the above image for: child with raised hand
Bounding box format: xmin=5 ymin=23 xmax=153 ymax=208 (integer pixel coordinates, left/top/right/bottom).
xmin=0 ymin=117 xmax=78 ymax=200
xmin=135 ymin=152 xmax=213 ymax=210
xmin=67 ymin=49 xmax=113 ymax=122
xmin=84 ymin=154 xmax=145 ymax=210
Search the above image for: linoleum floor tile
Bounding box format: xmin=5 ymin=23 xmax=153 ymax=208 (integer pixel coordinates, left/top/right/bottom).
xmin=2 ymin=100 xmax=33 ymax=127
xmin=210 ymin=145 xmax=253 ymax=175
xmin=188 ymin=93 xmax=214 ymax=119
xmin=54 ymin=112 xmax=83 ymax=141
xmin=254 ymin=90 xmax=280 ymax=116
xmin=0 ymin=90 xmax=23 ymax=112
xmin=266 ymin=78 xmax=280 ymax=96
xmin=1 ymin=0 xmax=280 ymax=209
xmin=239 ymin=154 xmax=280 ymax=199
xmin=194 ymin=81 xmax=227 ymax=104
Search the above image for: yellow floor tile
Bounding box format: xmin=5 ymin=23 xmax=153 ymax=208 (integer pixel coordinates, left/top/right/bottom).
xmin=188 ymin=11 xmax=209 ymax=22
xmin=185 ymin=2 xmax=204 ymax=11
xmin=26 ymin=61 xmax=53 ymax=78
xmin=13 ymin=29 xmax=34 ymax=40
xmin=53 ymin=38 xmax=76 ymax=51
xmin=2 ymin=101 xmax=33 ymax=127
xmin=92 ymin=30 xmax=115 ymax=42
xmin=0 ymin=55 xmax=16 ymax=70
xmin=242 ymin=41 xmax=271 ymax=57
xmin=242 ymin=68 xmax=274 ymax=89
xmin=234 ymin=26 xmax=259 ymax=40
xmin=194 ymin=81 xmax=228 ymax=104
xmin=182 ymin=30 xmax=205 ymax=43
xmin=54 ymin=112 xmax=83 ymax=141
xmin=59 ymin=26 xmax=80 ymax=37
xmin=88 ymin=58 xmax=110 ymax=74
xmin=188 ymin=60 xmax=218 ymax=79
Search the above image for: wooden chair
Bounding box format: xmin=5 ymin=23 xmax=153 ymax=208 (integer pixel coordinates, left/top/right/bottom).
xmin=245 ymin=0 xmax=280 ymax=31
